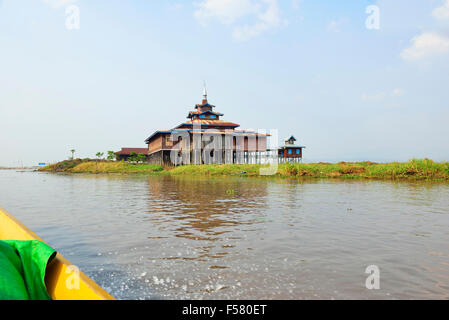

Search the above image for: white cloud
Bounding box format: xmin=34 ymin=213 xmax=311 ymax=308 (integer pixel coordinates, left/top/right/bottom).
xmin=194 ymin=0 xmax=287 ymax=41
xmin=401 ymin=32 xmax=449 ymax=61
xmin=398 ymin=2 xmax=449 ymax=62
xmin=433 ymin=0 xmax=449 ymax=20
xmin=194 ymin=0 xmax=260 ymax=25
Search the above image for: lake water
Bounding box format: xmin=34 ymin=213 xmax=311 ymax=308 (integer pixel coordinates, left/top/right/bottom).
xmin=1 ymin=169 xmax=449 ymax=300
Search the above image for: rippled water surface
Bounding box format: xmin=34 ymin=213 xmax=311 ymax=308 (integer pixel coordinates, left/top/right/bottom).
xmin=1 ymin=170 xmax=449 ymax=299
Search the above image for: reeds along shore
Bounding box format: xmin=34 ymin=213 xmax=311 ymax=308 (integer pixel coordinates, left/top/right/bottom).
xmin=38 ymin=159 xmax=449 ymax=181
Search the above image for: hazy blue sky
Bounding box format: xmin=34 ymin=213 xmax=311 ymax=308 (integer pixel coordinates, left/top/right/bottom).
xmin=1 ymin=0 xmax=449 ymax=166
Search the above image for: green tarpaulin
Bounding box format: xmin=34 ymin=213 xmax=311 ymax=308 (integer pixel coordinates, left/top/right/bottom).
xmin=0 ymin=240 xmax=56 ymax=300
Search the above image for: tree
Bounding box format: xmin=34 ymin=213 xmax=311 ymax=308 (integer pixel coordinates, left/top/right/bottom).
xmin=107 ymin=151 xmax=116 ymax=161
xmin=136 ymin=153 xmax=147 ymax=163
xmin=128 ymin=152 xmax=137 ymax=163
xmin=70 ymin=149 xmax=76 ymax=160
xmin=96 ymin=152 xmax=104 ymax=160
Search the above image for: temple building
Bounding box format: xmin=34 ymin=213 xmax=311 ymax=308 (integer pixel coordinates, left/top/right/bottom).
xmin=143 ymin=88 xmax=271 ymax=165
xmin=278 ymin=136 xmax=306 ymax=163
xmin=116 ymin=87 xmax=306 ymax=165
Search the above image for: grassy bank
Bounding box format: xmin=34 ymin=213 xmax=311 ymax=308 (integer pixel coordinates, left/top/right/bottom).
xmin=39 ymin=159 xmax=164 ymax=174
xmin=38 ymin=159 xmax=449 ymax=181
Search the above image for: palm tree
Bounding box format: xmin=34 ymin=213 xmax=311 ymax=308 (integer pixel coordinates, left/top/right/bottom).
xmin=95 ymin=152 xmax=104 ymax=171
xmin=107 ymin=151 xmax=116 ymax=161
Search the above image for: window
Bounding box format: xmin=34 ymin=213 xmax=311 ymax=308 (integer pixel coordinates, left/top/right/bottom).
xmin=200 ymin=115 xmax=206 ymax=118
xmin=210 ymin=115 xmax=216 ymax=119
xmin=288 ymin=149 xmax=292 ymax=154
xmin=296 ymin=149 xmax=300 ymax=154
xmin=165 ymin=135 xmax=173 ymax=146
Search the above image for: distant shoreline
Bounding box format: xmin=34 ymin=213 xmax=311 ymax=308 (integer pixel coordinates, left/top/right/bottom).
xmin=37 ymin=159 xmax=449 ymax=181
xmin=0 ymin=167 xmax=36 ymax=170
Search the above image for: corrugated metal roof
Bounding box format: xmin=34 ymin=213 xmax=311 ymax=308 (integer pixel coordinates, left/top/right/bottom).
xmin=187 ymin=130 xmax=270 ymax=136
xmin=169 ymin=128 xmax=270 ymax=136
xmin=279 ymin=145 xmax=306 ymax=149
xmin=144 ymin=130 xmax=172 ymax=143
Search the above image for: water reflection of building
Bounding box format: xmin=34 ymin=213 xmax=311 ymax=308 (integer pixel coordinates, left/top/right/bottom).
xmin=145 ymin=176 xmax=269 ymax=242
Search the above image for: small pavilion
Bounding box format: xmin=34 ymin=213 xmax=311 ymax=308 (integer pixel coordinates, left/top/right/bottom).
xmin=278 ymin=136 xmax=306 ymax=163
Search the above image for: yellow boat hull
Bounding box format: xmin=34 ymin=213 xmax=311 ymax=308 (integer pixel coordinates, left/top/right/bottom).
xmin=0 ymin=206 xmax=114 ymax=300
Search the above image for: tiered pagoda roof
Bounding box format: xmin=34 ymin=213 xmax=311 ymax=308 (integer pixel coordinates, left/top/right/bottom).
xmin=177 ymin=119 xmax=240 ymax=129
xmin=187 ymin=110 xmax=224 ymax=119
xmin=145 ymin=86 xmax=270 ymax=144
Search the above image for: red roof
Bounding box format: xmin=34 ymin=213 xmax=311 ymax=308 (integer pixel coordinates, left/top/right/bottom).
xmin=116 ymin=148 xmax=148 ymax=155
xmin=182 ymin=119 xmax=240 ymax=127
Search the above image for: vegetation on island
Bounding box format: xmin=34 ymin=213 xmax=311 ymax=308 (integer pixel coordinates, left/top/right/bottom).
xmin=38 ymin=158 xmax=449 ymax=181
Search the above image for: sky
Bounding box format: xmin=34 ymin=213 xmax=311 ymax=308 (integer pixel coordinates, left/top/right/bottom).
xmin=0 ymin=0 xmax=449 ymax=166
